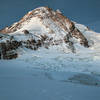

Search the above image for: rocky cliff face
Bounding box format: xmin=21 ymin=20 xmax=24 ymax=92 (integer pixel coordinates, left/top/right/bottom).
xmin=0 ymin=7 xmax=90 ymax=59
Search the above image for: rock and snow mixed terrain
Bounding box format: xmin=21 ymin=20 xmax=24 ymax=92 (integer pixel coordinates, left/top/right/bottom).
xmin=0 ymin=6 xmax=90 ymax=59
xmin=0 ymin=7 xmax=100 ymax=100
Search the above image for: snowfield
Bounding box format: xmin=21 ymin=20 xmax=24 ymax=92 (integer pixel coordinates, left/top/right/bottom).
xmin=0 ymin=59 xmax=100 ymax=100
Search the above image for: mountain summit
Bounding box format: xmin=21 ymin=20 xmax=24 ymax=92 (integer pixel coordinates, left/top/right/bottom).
xmin=0 ymin=7 xmax=100 ymax=59
xmin=0 ymin=7 xmax=89 ymax=46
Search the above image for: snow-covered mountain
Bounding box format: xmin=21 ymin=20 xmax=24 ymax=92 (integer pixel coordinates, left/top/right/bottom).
xmin=0 ymin=6 xmax=100 ymax=62
xmin=1 ymin=7 xmax=100 ymax=99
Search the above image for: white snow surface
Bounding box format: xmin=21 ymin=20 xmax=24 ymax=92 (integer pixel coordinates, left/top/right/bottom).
xmin=1 ymin=17 xmax=100 ymax=74
xmin=8 ymin=19 xmax=100 ymax=73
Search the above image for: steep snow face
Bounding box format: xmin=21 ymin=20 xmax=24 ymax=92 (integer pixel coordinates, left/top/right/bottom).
xmin=14 ymin=17 xmax=50 ymax=35
xmin=75 ymin=23 xmax=100 ymax=52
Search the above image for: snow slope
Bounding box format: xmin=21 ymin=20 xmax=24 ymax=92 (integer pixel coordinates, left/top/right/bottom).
xmin=0 ymin=62 xmax=100 ymax=100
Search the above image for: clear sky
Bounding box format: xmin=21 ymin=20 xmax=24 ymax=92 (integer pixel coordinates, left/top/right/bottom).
xmin=0 ymin=0 xmax=100 ymax=32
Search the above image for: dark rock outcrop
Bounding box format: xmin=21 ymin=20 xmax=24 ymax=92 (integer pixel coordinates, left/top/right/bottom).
xmin=22 ymin=30 xmax=30 ymax=35
xmin=0 ymin=34 xmax=53 ymax=59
